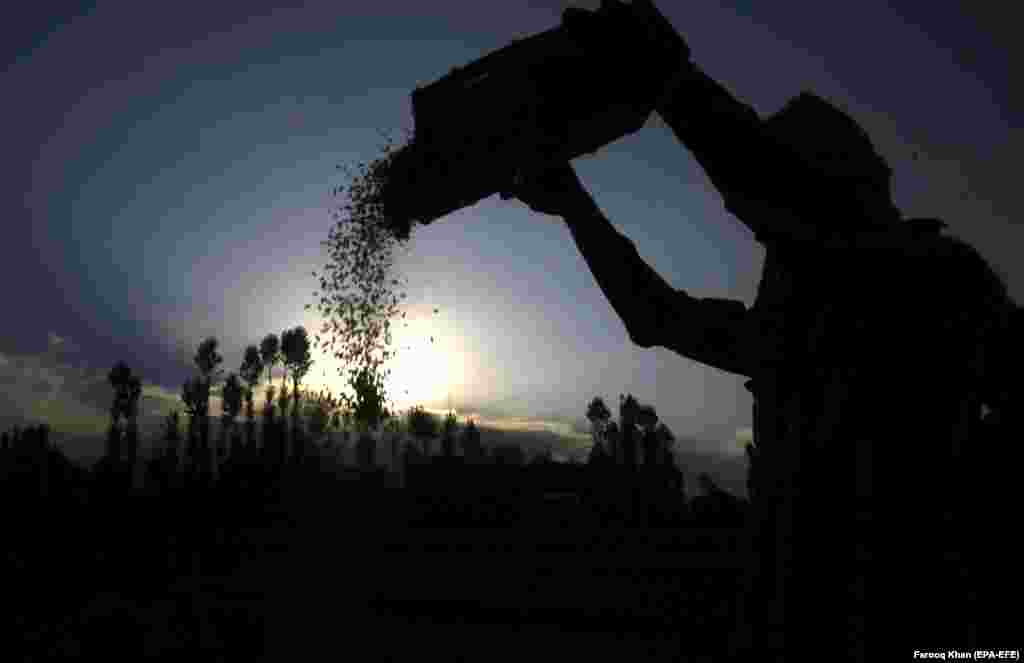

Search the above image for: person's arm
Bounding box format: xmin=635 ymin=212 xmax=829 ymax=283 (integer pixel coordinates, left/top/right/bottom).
xmin=509 ymin=163 xmax=753 ymax=376
xmin=562 ymin=204 xmax=752 ymax=376
xmin=654 ymin=62 xmax=844 ymax=243
xmin=561 ymin=2 xmax=871 ymax=239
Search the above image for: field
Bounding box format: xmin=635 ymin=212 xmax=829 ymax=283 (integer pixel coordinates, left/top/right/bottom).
xmin=11 ymin=470 xmax=748 ymax=662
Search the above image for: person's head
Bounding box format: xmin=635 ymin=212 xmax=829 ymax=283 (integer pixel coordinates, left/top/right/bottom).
xmin=766 ymin=92 xmax=900 ymax=228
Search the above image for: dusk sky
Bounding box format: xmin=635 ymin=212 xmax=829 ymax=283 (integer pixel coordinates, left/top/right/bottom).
xmin=2 ymin=1 xmax=1018 ymax=462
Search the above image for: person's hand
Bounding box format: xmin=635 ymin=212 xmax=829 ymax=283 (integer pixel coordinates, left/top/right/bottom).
xmin=500 ymin=161 xmax=598 ymax=218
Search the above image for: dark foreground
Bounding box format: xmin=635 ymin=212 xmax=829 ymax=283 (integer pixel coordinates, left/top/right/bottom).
xmin=10 ymin=468 xmax=747 ymax=662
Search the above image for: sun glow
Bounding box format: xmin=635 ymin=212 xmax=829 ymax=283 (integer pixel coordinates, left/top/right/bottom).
xmin=301 ymin=309 xmax=469 ymax=414
xmin=387 ymin=314 xmax=468 ymax=412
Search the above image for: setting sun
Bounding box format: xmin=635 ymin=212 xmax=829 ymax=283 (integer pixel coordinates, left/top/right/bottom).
xmin=386 ymin=313 xmax=469 ymax=412
xmin=301 ymin=309 xmax=469 ymax=413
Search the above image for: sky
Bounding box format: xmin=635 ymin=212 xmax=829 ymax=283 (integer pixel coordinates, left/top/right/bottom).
xmin=1 ymin=1 xmax=1018 ymax=464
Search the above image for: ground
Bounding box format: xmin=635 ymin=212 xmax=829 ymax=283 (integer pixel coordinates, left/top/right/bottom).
xmin=11 ymin=480 xmax=745 ymax=662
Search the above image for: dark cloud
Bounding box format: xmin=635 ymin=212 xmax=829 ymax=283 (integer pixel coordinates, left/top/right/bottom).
xmin=66 ymin=374 xmax=112 ymax=415
xmin=139 ymin=390 xmax=183 ymax=418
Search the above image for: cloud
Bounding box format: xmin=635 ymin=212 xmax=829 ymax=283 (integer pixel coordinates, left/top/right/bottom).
xmin=0 ymin=341 xmax=186 ymax=445
xmin=47 ymin=330 xmax=81 ymax=355
xmin=141 ymin=383 xmax=185 ymax=418
xmin=65 ymin=372 xmax=113 ymax=414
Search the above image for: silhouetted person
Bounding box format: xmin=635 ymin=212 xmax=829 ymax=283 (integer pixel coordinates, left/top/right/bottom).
xmin=505 ymin=5 xmax=1017 ymax=658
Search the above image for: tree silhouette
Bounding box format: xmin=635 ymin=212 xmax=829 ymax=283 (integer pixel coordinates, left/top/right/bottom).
xmin=381 ymin=414 xmax=404 ymax=469
xmin=103 ymin=418 xmax=121 ymax=466
xmin=107 ymin=361 xmax=132 ymax=422
xmin=181 ymin=378 xmax=203 ymax=421
xmin=618 ymin=393 xmax=641 ymax=466
xmin=636 ymin=403 xmax=658 ymax=431
xmin=459 ymin=418 xmax=483 ymax=461
xmin=239 ymin=345 xmax=263 ymax=449
xmin=305 ymin=387 xmax=339 ymax=446
xmin=163 ymin=409 xmax=181 ymax=444
xmin=656 ymin=421 xmax=676 ymax=464
xmin=107 ymin=362 xmax=142 ymax=464
xmin=276 ymin=383 xmax=290 ymax=421
xmin=281 ymin=326 xmax=314 ymax=425
xmin=586 ymin=396 xmax=612 ymax=457
xmin=264 ymin=384 xmax=277 ymax=420
xmin=259 ymin=333 xmax=281 ymax=388
xmin=408 ymin=405 xmax=438 ymax=457
xmin=108 ymin=362 xmax=140 ymax=422
xmin=604 ymin=420 xmax=620 ymax=465
xmin=587 ymin=437 xmax=609 ymax=465
xmin=193 ymin=337 xmax=223 ymax=479
xmin=181 ymin=376 xmax=204 ymax=472
xmin=441 ymin=411 xmax=458 ymax=457
xmin=348 ymin=364 xmax=390 ymax=434
xmin=275 ymin=382 xmax=291 ymax=462
xmin=182 ymin=377 xmax=203 ymax=422
xmin=194 ymin=337 xmax=225 ymax=386
xmin=221 ymin=373 xmax=244 ymax=461
xmin=343 ymin=408 xmax=355 ymax=442
xmin=330 ymin=410 xmax=341 ymax=440
xmin=163 ymin=409 xmax=181 ymax=472
xmin=261 ymin=383 xmax=277 ymax=466
xmin=636 ymin=403 xmax=659 ymax=465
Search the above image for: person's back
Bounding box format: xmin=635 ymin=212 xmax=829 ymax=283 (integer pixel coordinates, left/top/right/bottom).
xmin=747 ymin=228 xmax=1011 ymax=656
